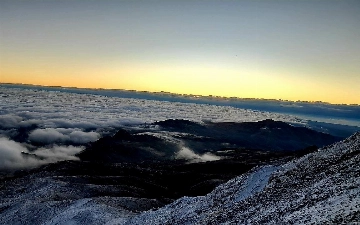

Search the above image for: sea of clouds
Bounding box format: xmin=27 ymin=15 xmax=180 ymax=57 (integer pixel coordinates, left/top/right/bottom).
xmin=0 ymin=86 xmax=306 ymax=170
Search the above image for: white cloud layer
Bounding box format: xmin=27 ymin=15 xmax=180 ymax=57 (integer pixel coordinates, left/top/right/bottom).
xmin=0 ymin=86 xmax=305 ymax=170
xmin=0 ymin=86 xmax=306 ymax=133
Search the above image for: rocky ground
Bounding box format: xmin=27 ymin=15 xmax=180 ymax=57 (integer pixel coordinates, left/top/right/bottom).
xmin=0 ymin=120 xmax=357 ymax=224
xmin=126 ymin=132 xmax=360 ymax=224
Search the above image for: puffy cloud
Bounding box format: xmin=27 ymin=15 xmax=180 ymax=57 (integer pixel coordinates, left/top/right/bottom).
xmin=176 ymin=147 xmax=221 ymax=163
xmin=0 ymin=115 xmax=23 ymax=128
xmin=19 ymin=119 xmax=41 ymax=127
xmin=33 ymin=146 xmax=83 ymax=163
xmin=29 ymin=128 xmax=68 ymax=143
xmin=0 ymin=115 xmax=39 ymax=129
xmin=0 ymin=137 xmax=83 ymax=170
xmin=28 ymin=128 xmax=100 ymax=144
xmin=46 ymin=119 xmax=99 ymax=130
xmin=68 ymin=130 xmax=100 ymax=144
xmin=0 ymin=138 xmax=41 ymax=169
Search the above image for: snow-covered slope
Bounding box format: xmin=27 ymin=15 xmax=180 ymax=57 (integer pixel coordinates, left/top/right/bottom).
xmin=125 ymin=132 xmax=360 ymax=224
xmin=0 ymin=132 xmax=359 ymax=224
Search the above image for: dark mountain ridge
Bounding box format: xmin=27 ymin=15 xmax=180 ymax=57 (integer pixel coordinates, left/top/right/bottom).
xmin=78 ymin=119 xmax=340 ymax=163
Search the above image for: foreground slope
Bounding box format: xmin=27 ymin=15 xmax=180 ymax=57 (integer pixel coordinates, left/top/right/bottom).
xmin=126 ymin=132 xmax=360 ymax=224
xmin=0 ymin=132 xmax=358 ymax=224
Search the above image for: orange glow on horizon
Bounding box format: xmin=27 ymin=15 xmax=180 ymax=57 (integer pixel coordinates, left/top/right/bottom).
xmin=1 ymin=52 xmax=359 ymax=105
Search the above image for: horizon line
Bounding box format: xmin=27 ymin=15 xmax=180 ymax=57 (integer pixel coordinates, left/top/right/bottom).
xmin=1 ymin=82 xmax=359 ymax=107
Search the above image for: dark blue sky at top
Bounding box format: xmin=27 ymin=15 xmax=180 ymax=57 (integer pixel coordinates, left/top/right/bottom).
xmin=1 ymin=0 xmax=360 ymax=103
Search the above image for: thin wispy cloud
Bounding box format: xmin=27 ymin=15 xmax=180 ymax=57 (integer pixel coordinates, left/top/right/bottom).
xmin=176 ymin=146 xmax=221 ymax=163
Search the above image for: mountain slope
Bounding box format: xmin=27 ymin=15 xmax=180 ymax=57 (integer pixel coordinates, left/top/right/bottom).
xmin=126 ymin=132 xmax=360 ymax=224
xmin=0 ymin=131 xmax=357 ymax=224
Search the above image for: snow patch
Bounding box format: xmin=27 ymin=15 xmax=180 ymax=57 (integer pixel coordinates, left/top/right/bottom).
xmin=234 ymin=165 xmax=279 ymax=202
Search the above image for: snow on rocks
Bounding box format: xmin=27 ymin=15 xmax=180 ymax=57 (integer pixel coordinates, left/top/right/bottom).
xmin=124 ymin=132 xmax=360 ymax=224
xmin=124 ymin=165 xmax=279 ymax=225
xmin=0 ymin=132 xmax=359 ymax=224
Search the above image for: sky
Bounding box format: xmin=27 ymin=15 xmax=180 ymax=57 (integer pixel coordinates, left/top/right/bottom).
xmin=1 ymin=0 xmax=359 ymax=104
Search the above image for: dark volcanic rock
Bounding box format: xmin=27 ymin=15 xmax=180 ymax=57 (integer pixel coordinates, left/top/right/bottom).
xmin=1 ymin=147 xmax=315 ymax=202
xmin=78 ymin=131 xmax=178 ymax=163
xmin=154 ymin=119 xmax=206 ymax=132
xmin=204 ymin=119 xmax=340 ymax=151
xmin=78 ymin=119 xmax=340 ymax=164
xmin=112 ymin=128 xmax=133 ymax=141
